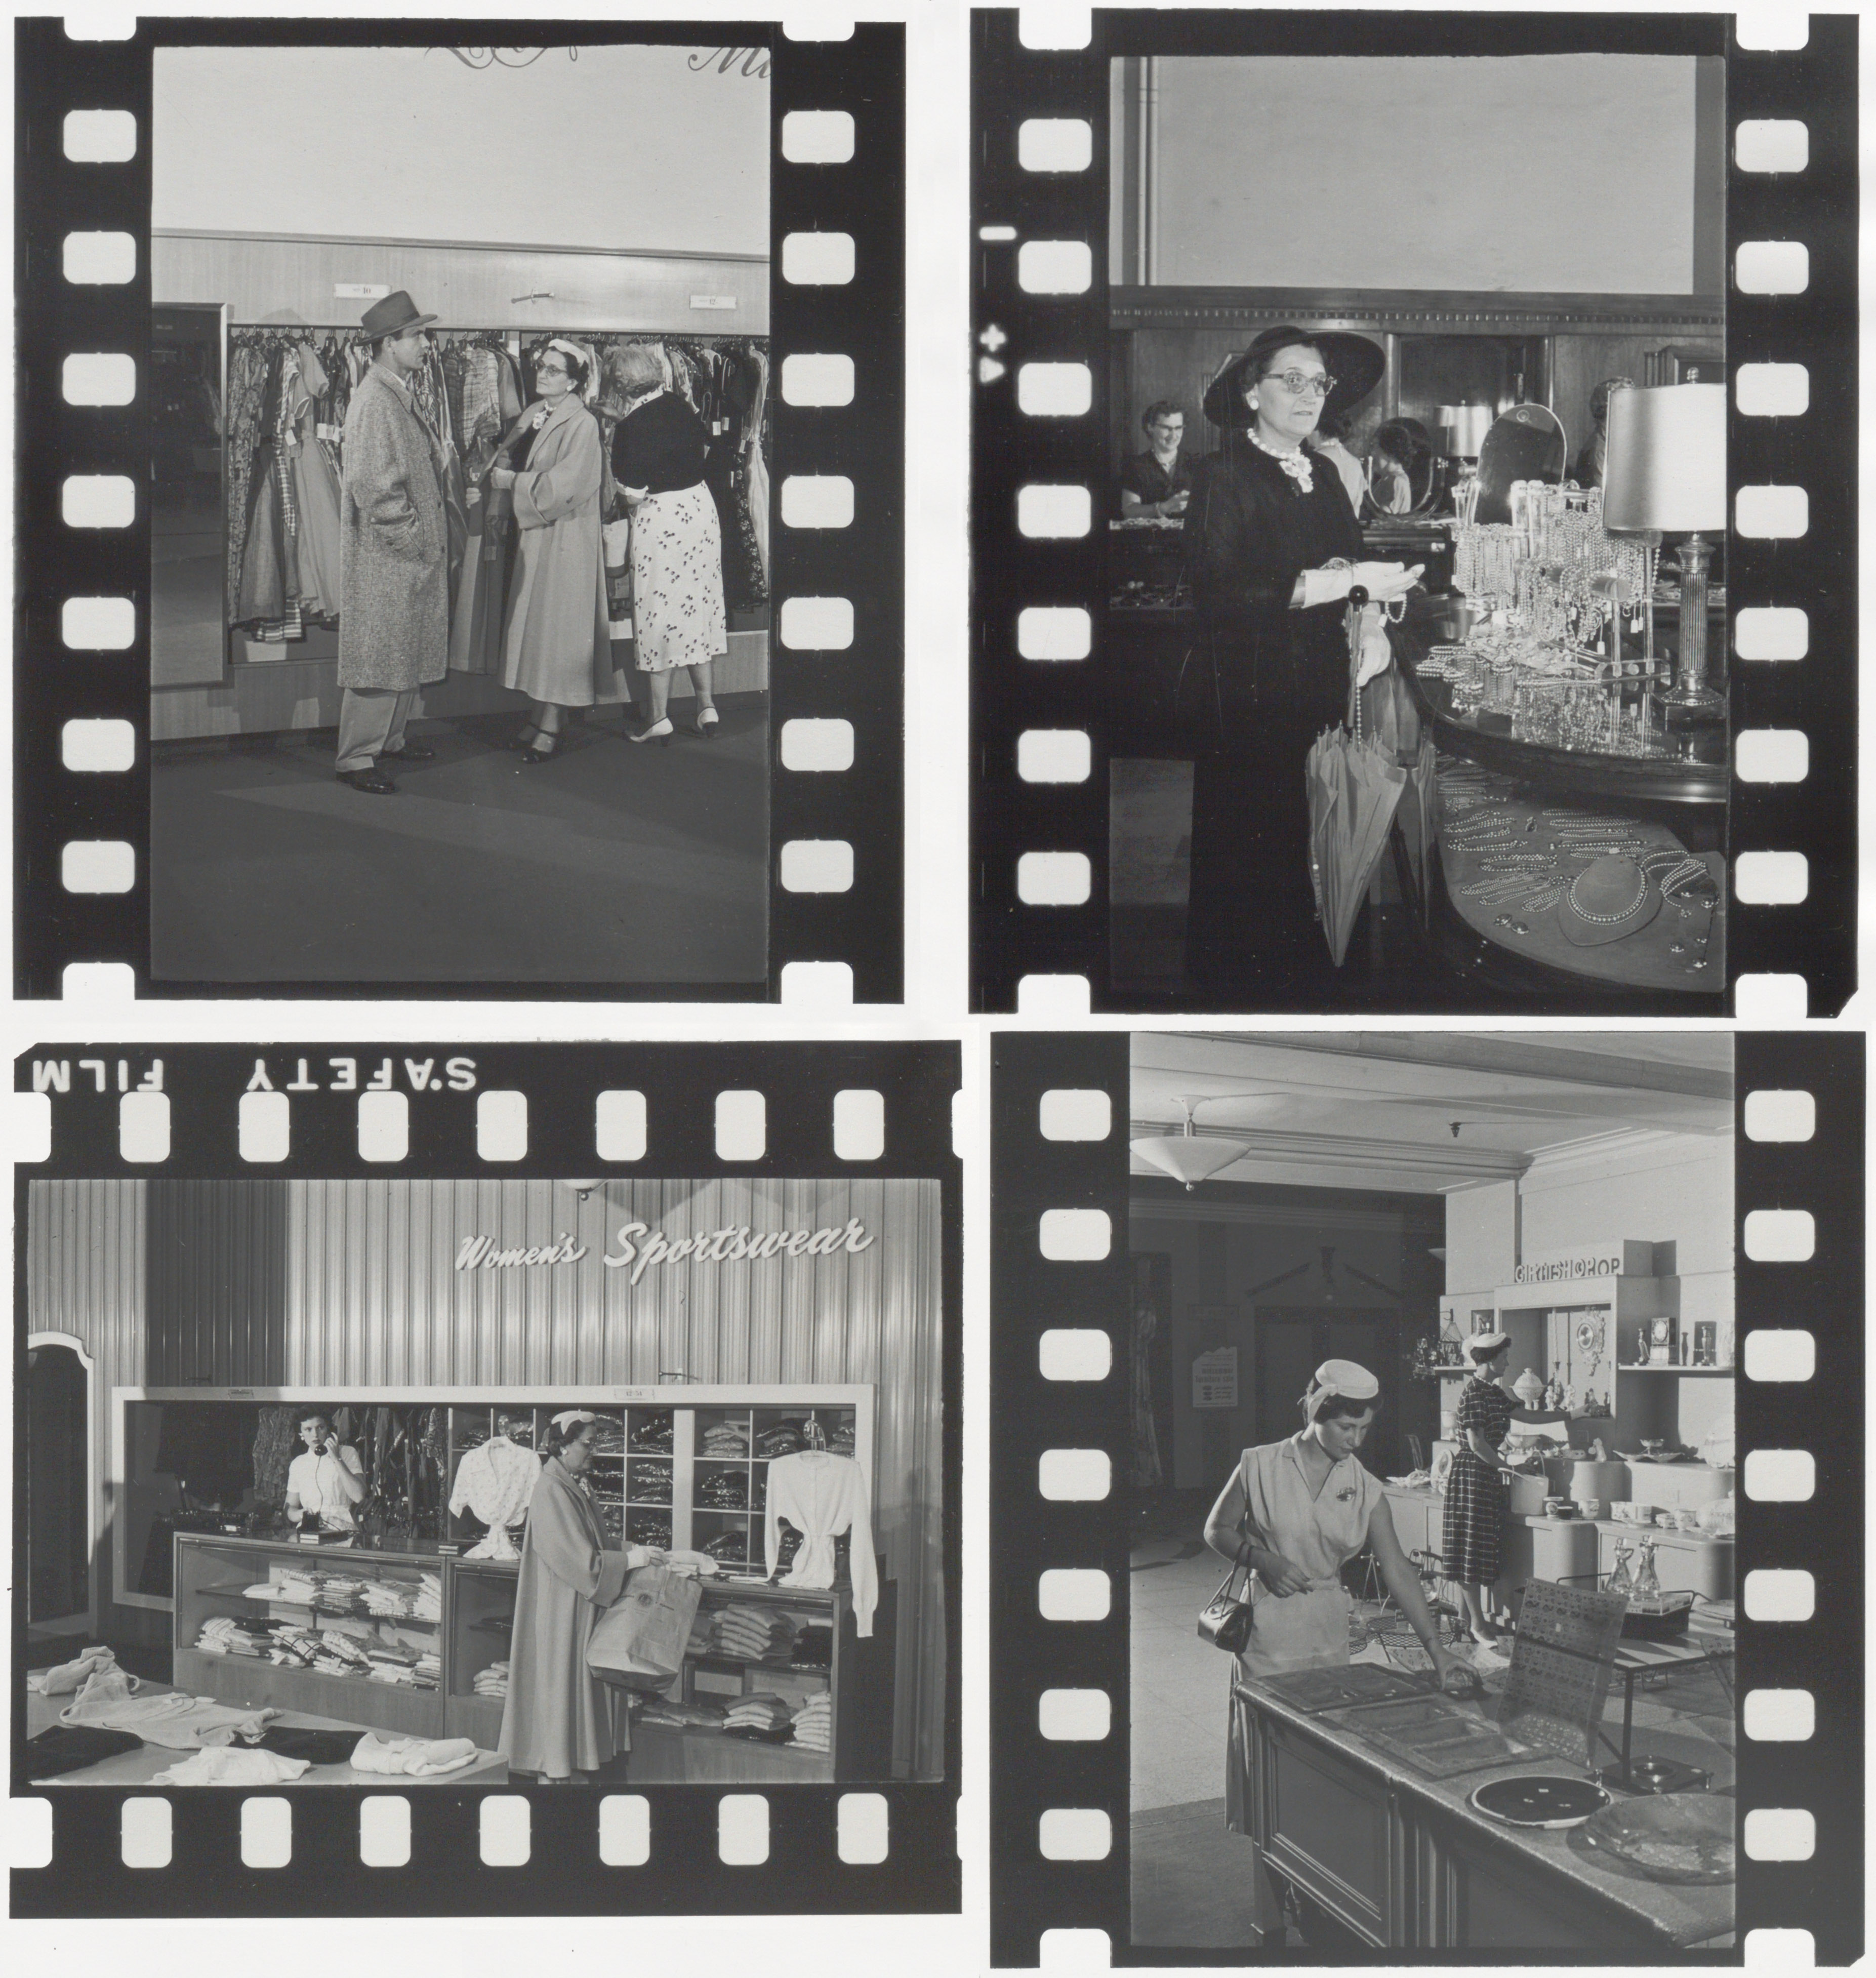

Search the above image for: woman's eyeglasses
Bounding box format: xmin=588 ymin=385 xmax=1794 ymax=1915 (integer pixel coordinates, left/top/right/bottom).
xmin=537 ymin=362 xmax=569 ymax=378
xmin=1262 ymin=370 xmax=1335 ymax=398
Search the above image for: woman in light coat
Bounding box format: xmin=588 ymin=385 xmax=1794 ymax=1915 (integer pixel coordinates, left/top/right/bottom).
xmin=491 ymin=341 xmax=610 ymax=763
xmin=500 ymin=1411 xmax=662 ymax=1782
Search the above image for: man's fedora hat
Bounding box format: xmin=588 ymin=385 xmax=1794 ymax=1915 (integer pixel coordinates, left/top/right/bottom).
xmin=360 ymin=291 xmax=439 ymax=340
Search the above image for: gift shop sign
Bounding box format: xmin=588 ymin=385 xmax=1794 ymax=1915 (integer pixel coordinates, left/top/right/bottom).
xmin=456 ymin=1219 xmax=874 ymax=1286
xmin=1513 ymin=1242 xmax=1628 ymax=1285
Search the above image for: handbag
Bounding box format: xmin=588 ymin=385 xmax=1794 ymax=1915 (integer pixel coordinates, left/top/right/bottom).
xmin=1197 ymin=1557 xmax=1256 ymax=1654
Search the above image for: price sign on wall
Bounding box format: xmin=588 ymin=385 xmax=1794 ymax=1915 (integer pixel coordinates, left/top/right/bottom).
xmin=1192 ymin=1347 xmax=1238 ymax=1409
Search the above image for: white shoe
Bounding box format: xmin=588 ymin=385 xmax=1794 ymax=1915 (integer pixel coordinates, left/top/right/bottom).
xmin=628 ymin=717 xmax=674 ymax=745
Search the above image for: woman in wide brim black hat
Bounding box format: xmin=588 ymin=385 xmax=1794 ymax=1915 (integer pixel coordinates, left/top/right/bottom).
xmin=1181 ymin=325 xmax=1418 ymax=1002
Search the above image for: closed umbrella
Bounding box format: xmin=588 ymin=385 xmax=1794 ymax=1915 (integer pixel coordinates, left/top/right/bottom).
xmin=1306 ymin=594 xmax=1409 ymax=966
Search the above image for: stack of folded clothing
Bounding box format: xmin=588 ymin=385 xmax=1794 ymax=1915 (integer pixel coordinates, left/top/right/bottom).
xmin=793 ymin=1624 xmax=834 ymax=1669
xmin=246 ymin=1569 xmax=322 ymax=1606
xmin=696 ymin=1467 xmax=749 ymax=1510
xmin=310 ymin=1630 xmax=374 ymax=1679
xmin=711 ymin=1604 xmax=798 ymax=1662
xmin=629 ymin=1413 xmax=674 ymax=1455
xmin=755 ymin=1421 xmax=807 ymax=1460
xmin=454 ymin=1419 xmax=492 ymax=1454
xmin=628 ymin=1461 xmax=673 ymax=1504
xmin=628 ymin=1513 xmax=674 ymax=1550
xmin=722 ymin=1692 xmax=795 ymax=1741
xmin=472 ymin=1660 xmax=509 ymax=1700
xmin=597 ymin=1504 xmax=624 ymax=1543
xmin=703 ymin=1529 xmax=748 ymax=1564
xmin=266 ymin=1625 xmax=323 ymax=1667
xmin=701 ymin=1420 xmax=750 ymax=1459
xmin=417 ymin=1573 xmax=442 ymax=1622
xmin=638 ymin=1696 xmax=727 ymax=1731
xmin=790 ymin=1692 xmax=833 ymax=1753
xmin=195 ymin=1615 xmax=275 ymax=1658
xmin=586 ymin=1415 xmax=627 ymax=1455
xmin=318 ymin=1575 xmax=366 ymax=1614
xmin=416 ymin=1646 xmax=441 ymax=1683
xmin=774 ymin=1519 xmax=806 ymax=1571
xmin=828 ymin=1419 xmax=857 ymax=1457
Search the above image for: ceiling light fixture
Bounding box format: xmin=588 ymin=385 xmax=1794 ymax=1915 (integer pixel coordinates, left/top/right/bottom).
xmin=1130 ymin=1094 xmax=1281 ymax=1191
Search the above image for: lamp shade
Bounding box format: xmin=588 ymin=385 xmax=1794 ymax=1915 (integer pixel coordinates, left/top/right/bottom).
xmin=1437 ymin=405 xmax=1493 ymax=456
xmin=1131 ymin=1133 xmax=1250 ymax=1189
xmin=1601 ymin=382 xmax=1726 ymax=533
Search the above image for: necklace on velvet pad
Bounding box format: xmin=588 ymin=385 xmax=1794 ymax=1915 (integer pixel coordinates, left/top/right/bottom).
xmin=1249 ymin=429 xmax=1314 ymax=493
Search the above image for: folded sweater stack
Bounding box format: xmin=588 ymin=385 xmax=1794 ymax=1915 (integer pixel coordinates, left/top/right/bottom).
xmin=790 ymin=1693 xmax=832 ymax=1753
xmin=195 ymin=1614 xmax=276 ymax=1658
xmin=711 ymin=1604 xmax=797 ymax=1662
xmin=350 ymin=1733 xmax=478 ymax=1778
xmin=639 ymin=1696 xmax=726 ymax=1732
xmin=472 ymin=1660 xmax=509 ymax=1699
xmin=722 ymin=1692 xmax=795 ymax=1741
xmin=701 ymin=1421 xmax=750 ymax=1458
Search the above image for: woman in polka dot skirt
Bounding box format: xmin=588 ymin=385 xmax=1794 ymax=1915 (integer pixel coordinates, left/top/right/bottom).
xmin=607 ymin=344 xmax=728 ymax=742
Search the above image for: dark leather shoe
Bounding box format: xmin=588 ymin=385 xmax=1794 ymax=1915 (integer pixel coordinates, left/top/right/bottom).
xmin=384 ymin=742 xmax=436 ymax=760
xmin=337 ymin=768 xmax=397 ymax=794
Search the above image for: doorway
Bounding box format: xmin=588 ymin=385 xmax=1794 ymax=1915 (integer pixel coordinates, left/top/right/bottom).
xmin=151 ymin=303 xmax=227 ymax=689
xmin=1252 ymin=1307 xmax=1404 ymax=1479
xmin=26 ymin=1339 xmax=93 ymax=1629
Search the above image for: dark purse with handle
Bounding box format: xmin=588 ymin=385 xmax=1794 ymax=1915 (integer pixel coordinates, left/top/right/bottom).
xmin=1197 ymin=1555 xmax=1256 ymax=1653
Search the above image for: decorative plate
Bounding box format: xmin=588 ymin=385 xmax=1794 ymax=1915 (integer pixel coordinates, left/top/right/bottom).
xmin=1578 ymin=1793 xmax=1735 ymax=1883
xmin=1470 ymin=1775 xmax=1611 ymax=1828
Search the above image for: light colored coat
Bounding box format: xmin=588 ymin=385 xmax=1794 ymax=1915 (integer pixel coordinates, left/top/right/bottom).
xmin=500 ymin=394 xmax=610 ymax=706
xmin=337 ymin=361 xmax=450 ymax=692
xmin=499 ymin=1457 xmax=631 ymax=1777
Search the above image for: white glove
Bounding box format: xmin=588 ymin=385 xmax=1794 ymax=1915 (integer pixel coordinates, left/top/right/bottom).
xmin=1351 ymin=560 xmax=1424 ymax=600
xmin=1299 ymin=564 xmax=1354 ymax=609
xmin=1354 ymin=609 xmax=1394 ymax=687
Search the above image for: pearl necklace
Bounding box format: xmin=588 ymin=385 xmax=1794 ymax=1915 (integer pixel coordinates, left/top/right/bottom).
xmin=1248 ymin=430 xmax=1313 ymax=494
xmin=1566 ymin=867 xmax=1648 ymax=925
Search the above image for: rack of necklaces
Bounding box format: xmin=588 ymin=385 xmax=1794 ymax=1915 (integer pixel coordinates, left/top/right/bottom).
xmin=1428 ymin=480 xmax=1677 ymax=761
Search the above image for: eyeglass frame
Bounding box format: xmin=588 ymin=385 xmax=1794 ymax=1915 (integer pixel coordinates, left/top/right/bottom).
xmin=1256 ymin=368 xmax=1337 ymax=399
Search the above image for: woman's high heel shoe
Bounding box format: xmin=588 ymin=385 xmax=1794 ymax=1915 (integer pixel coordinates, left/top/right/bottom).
xmin=509 ymin=721 xmax=545 ymax=753
xmin=695 ymin=705 xmax=720 ymax=739
xmin=516 ymin=733 xmax=560 ymax=765
xmin=628 ymin=717 xmax=674 ymax=745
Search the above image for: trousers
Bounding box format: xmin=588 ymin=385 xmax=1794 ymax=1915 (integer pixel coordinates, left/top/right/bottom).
xmin=336 ymin=687 xmax=417 ymax=772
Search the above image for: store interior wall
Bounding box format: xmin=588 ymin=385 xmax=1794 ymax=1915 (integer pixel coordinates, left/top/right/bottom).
xmin=1130 ymin=1182 xmax=1443 ymax=1497
xmin=154 ymin=45 xmax=770 ymax=259
xmin=1445 ymin=1128 xmax=1735 ymax=1452
xmin=1109 ymin=54 xmax=1722 ymax=296
xmin=25 ymin=1177 xmax=946 ymax=1780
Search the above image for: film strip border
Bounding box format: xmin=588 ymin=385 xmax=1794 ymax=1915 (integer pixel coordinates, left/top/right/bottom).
xmin=14 ymin=17 xmax=906 ymax=1003
xmin=11 ymin=1039 xmax=961 ymax=1917
xmin=989 ymin=1030 xmax=1864 ymax=1966
xmin=970 ymin=9 xmax=1856 ymax=1016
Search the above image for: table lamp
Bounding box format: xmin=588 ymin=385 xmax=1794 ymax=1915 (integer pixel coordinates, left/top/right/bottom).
xmin=1601 ymin=382 xmax=1726 ymax=715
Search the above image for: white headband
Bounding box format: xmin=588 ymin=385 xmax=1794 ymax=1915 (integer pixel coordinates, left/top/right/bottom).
xmin=551 ymin=1409 xmax=597 ymax=1433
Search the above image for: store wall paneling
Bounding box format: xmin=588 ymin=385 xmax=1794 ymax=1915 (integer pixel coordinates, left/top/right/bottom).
xmin=146 ymin=1181 xmax=290 ymax=1386
xmin=25 ymin=1181 xmax=161 ymax=1645
xmin=1518 ymin=1134 xmax=1733 ymax=1279
xmin=152 ymin=232 xmax=770 ymax=338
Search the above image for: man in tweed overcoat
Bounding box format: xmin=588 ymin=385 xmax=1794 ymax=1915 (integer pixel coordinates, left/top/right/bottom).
xmin=335 ymin=291 xmax=449 ymax=792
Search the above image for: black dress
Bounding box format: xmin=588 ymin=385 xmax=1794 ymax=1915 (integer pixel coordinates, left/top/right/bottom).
xmin=1185 ymin=440 xmax=1363 ymax=998
xmin=1118 ymin=449 xmax=1192 ymax=513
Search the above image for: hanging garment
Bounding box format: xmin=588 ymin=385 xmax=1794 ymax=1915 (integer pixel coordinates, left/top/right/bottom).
xmin=448 ymin=1434 xmax=539 ymax=1533
xmin=287 ymin=341 xmax=344 ymax=618
xmin=763 ymin=1451 xmax=879 ymax=1635
xmin=744 ymin=346 xmax=770 ymax=591
xmin=252 ymin=1405 xmax=299 ymax=1507
xmin=223 ymin=341 xmax=277 ymax=619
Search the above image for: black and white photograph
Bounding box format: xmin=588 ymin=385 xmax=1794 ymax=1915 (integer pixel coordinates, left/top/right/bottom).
xmin=22 ymin=1174 xmax=947 ymax=1793
xmin=1104 ymin=43 xmax=1729 ymax=1012
xmin=1121 ymin=1032 xmax=1740 ymax=1952
xmin=147 ymin=38 xmax=775 ymax=988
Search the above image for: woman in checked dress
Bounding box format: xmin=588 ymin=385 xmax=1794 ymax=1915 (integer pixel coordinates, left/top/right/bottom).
xmin=1443 ymin=1329 xmax=1518 ymax=1643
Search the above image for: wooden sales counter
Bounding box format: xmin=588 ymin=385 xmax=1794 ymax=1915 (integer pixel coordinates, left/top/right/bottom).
xmin=1233 ymin=1673 xmax=1734 ymax=1952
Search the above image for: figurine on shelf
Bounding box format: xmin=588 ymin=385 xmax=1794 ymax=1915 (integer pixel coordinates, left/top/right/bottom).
xmin=1562 ymin=1382 xmax=1579 ymax=1418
